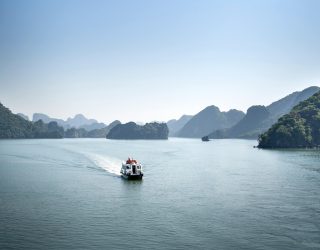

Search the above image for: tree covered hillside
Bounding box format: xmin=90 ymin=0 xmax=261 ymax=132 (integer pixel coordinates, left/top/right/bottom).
xmin=209 ymin=86 xmax=320 ymax=139
xmin=258 ymin=91 xmax=320 ymax=148
xmin=0 ymin=103 xmax=64 ymax=138
xmin=107 ymin=122 xmax=169 ymax=139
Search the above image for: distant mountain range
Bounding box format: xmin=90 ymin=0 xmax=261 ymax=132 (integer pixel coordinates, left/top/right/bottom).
xmin=64 ymin=120 xmax=121 ymax=138
xmin=167 ymin=115 xmax=192 ymax=136
xmin=0 ymin=103 xmax=121 ymax=139
xmin=208 ymin=105 xmax=272 ymax=139
xmin=10 ymin=110 xmax=168 ymax=139
xmin=2 ymin=85 xmax=319 ymax=140
xmin=2 ymin=103 xmax=168 ymax=140
xmin=258 ymin=90 xmax=320 ymax=148
xmin=208 ymin=86 xmax=320 ymax=139
xmin=32 ymin=113 xmax=104 ymax=130
xmin=166 ymin=86 xmax=319 ymax=139
xmin=169 ymin=106 xmax=245 ymax=138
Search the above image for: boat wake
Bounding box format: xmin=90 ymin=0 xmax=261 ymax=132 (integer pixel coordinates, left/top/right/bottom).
xmin=87 ymin=153 xmax=122 ymax=176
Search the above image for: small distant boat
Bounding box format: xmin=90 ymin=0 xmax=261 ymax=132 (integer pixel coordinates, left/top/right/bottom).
xmin=202 ymin=136 xmax=210 ymax=142
xmin=120 ymin=158 xmax=143 ymax=180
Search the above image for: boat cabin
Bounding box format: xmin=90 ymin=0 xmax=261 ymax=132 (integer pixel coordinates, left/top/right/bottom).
xmin=121 ymin=158 xmax=143 ymax=180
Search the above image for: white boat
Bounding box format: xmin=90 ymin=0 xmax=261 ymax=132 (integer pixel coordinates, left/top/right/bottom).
xmin=120 ymin=158 xmax=143 ymax=180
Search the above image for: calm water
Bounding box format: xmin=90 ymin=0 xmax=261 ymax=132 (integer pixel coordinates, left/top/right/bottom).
xmin=0 ymin=139 xmax=319 ymax=249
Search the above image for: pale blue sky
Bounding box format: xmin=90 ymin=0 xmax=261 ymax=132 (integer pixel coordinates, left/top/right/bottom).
xmin=1 ymin=0 xmax=320 ymax=123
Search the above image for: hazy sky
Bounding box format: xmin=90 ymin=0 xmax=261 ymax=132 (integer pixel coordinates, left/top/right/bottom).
xmin=1 ymin=0 xmax=320 ymax=123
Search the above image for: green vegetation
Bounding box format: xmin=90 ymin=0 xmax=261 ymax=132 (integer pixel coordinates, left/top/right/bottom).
xmin=0 ymin=103 xmax=64 ymax=138
xmin=258 ymin=91 xmax=320 ymax=148
xmin=107 ymin=122 xmax=169 ymax=139
xmin=0 ymin=102 xmax=167 ymax=140
xmin=0 ymin=102 xmax=123 ymax=139
xmin=32 ymin=120 xmax=64 ymax=138
xmin=0 ymin=103 xmax=33 ymax=138
xmin=208 ymin=86 xmax=320 ymax=139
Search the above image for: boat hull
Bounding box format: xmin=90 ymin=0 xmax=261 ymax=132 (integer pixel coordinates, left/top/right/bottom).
xmin=121 ymin=174 xmax=143 ymax=180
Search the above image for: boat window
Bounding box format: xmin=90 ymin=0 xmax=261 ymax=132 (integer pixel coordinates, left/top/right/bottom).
xmin=137 ymin=166 xmax=140 ymax=169
xmin=126 ymin=166 xmax=130 ymax=169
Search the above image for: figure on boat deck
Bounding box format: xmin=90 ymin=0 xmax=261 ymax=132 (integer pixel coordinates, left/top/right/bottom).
xmin=126 ymin=157 xmax=137 ymax=164
xmin=122 ymin=157 xmax=143 ymax=180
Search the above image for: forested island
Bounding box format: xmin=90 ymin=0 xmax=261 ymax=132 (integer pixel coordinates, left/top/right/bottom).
xmin=205 ymin=86 xmax=320 ymax=139
xmin=106 ymin=122 xmax=169 ymax=140
xmin=0 ymin=102 xmax=168 ymax=140
xmin=0 ymin=102 xmax=120 ymax=139
xmin=258 ymin=91 xmax=320 ymax=148
xmin=0 ymin=103 xmax=64 ymax=138
xmin=1 ymin=86 xmax=319 ymax=143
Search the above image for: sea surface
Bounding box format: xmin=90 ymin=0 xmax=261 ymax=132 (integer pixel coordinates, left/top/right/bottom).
xmin=0 ymin=138 xmax=319 ymax=249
